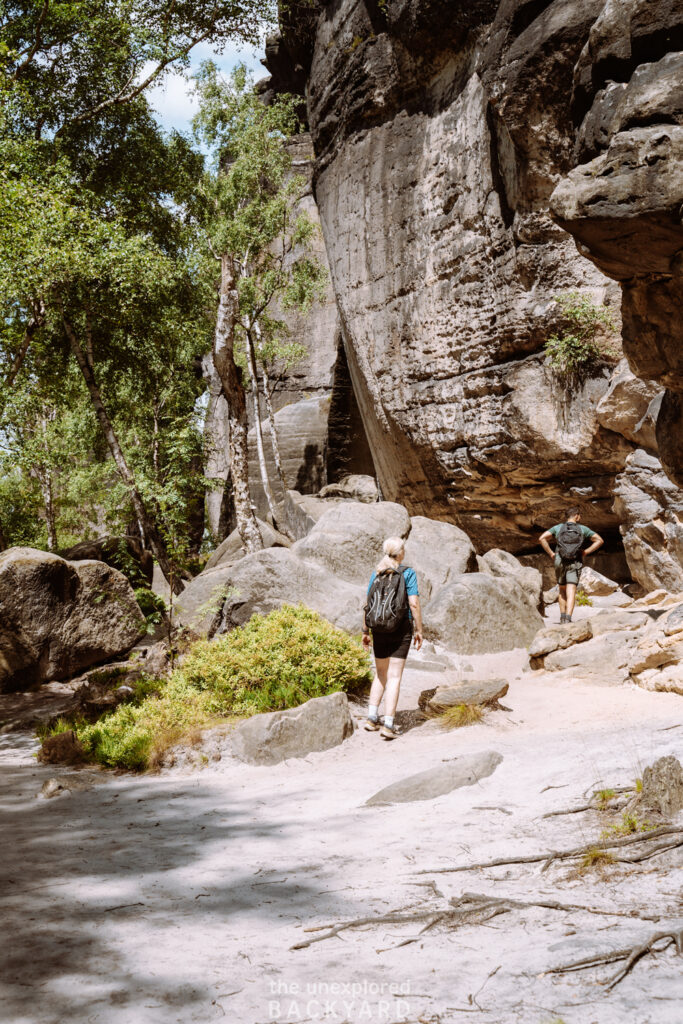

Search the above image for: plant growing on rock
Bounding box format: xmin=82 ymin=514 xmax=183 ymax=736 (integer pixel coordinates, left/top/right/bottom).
xmin=438 ymin=703 xmax=484 ymax=729
xmin=545 ymin=292 xmax=619 ymax=386
xmin=44 ymin=605 xmax=371 ymax=770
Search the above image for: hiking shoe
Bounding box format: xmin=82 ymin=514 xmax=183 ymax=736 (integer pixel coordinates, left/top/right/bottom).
xmin=380 ymin=724 xmax=400 ymax=740
xmin=364 ymin=717 xmax=380 ymax=732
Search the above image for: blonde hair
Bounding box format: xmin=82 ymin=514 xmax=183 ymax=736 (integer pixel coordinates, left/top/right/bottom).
xmin=376 ymin=536 xmax=405 ymax=574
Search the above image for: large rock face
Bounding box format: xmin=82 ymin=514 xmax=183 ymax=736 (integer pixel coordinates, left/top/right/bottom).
xmin=263 ymin=0 xmax=650 ymax=554
xmin=613 ymin=450 xmax=683 ymax=593
xmin=0 ymin=548 xmax=145 ymax=693
xmin=549 ymin=0 xmax=683 ymax=488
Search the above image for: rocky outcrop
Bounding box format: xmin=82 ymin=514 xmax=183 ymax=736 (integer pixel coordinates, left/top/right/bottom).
xmin=549 ymin=1 xmax=683 ymax=488
xmin=403 ymin=516 xmax=477 ymax=602
xmin=229 ymin=691 xmax=354 ymax=766
xmin=641 ymin=756 xmax=683 ymax=816
xmin=0 ymin=548 xmax=145 ymax=693
xmin=476 ymin=548 xmax=543 ymax=611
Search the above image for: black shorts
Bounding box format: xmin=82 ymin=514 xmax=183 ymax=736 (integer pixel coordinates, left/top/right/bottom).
xmin=372 ymin=619 xmax=413 ymax=660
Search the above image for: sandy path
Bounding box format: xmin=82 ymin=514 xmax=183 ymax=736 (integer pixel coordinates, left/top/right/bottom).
xmin=1 ymin=643 xmax=682 ymax=1024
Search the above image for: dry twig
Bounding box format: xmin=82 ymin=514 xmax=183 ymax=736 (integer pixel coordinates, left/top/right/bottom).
xmin=417 ymin=826 xmax=683 ymax=875
xmin=549 ymin=927 xmax=683 ymax=990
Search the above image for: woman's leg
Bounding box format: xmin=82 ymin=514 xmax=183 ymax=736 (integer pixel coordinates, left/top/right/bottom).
xmin=383 ymin=657 xmax=407 ymax=719
xmin=368 ymin=657 xmax=389 ymax=709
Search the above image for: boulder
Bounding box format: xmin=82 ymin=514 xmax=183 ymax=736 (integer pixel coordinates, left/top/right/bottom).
xmin=476 ymin=549 xmax=543 ymax=611
xmin=0 ymin=548 xmax=146 ymax=693
xmin=629 ymin=603 xmax=683 ymax=677
xmin=578 ymin=567 xmax=620 ymax=597
xmin=641 ymin=756 xmax=683 ymax=817
xmin=529 ymin=620 xmax=592 ymax=664
xmin=318 ymin=474 xmax=378 ymax=503
xmin=425 ymin=574 xmax=543 ymax=655
xmin=403 ymin=516 xmax=476 ymax=602
xmin=292 ymin=501 xmax=411 ymax=586
xmin=60 ymin=535 xmax=154 ymax=587
xmin=280 ymin=489 xmax=342 ymax=542
xmin=544 ymin=585 xmax=559 ymax=605
xmin=613 ymin=449 xmax=683 ymax=594
xmin=204 ymin=519 xmax=291 ymax=572
xmin=229 ymin=691 xmax=354 ymax=766
xmin=365 ymin=751 xmax=503 ymax=806
xmin=589 ymin=609 xmax=649 ymax=637
xmin=543 ymin=632 xmax=639 ymax=685
xmin=190 ymin=548 xmax=365 ymax=636
xmin=426 ymin=679 xmax=508 ymax=713
xmin=634 ymin=663 xmax=683 ymax=696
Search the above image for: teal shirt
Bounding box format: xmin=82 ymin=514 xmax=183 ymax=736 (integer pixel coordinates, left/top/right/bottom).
xmin=549 ymin=523 xmax=595 ymax=554
xmin=368 ymin=566 xmax=419 ymax=621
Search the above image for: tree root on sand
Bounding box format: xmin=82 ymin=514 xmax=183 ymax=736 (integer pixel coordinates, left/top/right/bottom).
xmin=549 ymin=928 xmax=683 ymax=990
xmin=417 ymin=826 xmax=683 ymax=875
xmin=289 ymin=891 xmax=658 ymax=951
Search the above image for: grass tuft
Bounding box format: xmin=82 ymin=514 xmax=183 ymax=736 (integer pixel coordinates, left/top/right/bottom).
xmin=594 ymin=787 xmax=616 ymax=808
xmin=39 ymin=605 xmax=372 ymax=772
xmin=601 ymin=812 xmax=656 ymax=839
xmin=578 ymin=847 xmax=616 ymax=872
xmin=438 ymin=703 xmax=484 ymax=729
xmin=575 ymin=589 xmax=592 ymax=606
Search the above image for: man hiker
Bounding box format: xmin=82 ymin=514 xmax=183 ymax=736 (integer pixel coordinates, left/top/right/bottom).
xmin=539 ymin=508 xmax=604 ymax=623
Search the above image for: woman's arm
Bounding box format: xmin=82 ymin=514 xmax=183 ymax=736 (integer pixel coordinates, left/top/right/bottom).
xmin=409 ymin=595 xmax=423 ymax=651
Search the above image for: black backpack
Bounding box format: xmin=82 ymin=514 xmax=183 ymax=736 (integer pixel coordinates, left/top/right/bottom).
xmin=365 ymin=565 xmax=409 ymax=633
xmin=556 ymin=522 xmax=584 ymax=561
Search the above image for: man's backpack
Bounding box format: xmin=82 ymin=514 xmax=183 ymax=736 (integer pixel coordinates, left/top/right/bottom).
xmin=365 ymin=565 xmax=409 ymax=633
xmin=556 ymin=522 xmax=584 ymax=561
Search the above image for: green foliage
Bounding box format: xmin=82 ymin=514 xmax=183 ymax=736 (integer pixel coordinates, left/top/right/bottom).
xmin=575 ymin=590 xmax=593 ymax=607
xmin=57 ymin=606 xmax=372 ymax=770
xmin=578 ymin=847 xmax=615 ymax=872
xmin=192 ymin=63 xmax=327 ymax=383
xmin=601 ymin=812 xmax=656 ymax=839
xmin=134 ymin=587 xmax=167 ymax=627
xmin=594 ymin=788 xmax=616 ymax=808
xmin=545 ymin=292 xmax=619 ymax=385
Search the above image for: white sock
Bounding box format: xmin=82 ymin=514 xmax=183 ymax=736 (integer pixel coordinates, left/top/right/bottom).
xmin=384 ymin=715 xmax=394 ymax=729
xmin=368 ymin=704 xmax=379 ymax=720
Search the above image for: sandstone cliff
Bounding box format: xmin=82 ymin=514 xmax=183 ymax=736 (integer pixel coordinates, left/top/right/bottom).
xmin=260 ymin=0 xmax=683 ymax=574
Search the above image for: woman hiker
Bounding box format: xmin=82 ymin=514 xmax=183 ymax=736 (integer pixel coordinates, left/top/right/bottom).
xmin=362 ymin=536 xmax=423 ymax=740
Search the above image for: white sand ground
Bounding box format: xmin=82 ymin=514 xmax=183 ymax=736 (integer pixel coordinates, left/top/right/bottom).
xmin=2 ymin=622 xmax=682 ymax=1024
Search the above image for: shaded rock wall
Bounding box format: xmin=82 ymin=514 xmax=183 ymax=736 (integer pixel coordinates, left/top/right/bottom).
xmin=549 ymin=0 xmax=683 ymax=487
xmin=266 ymin=0 xmax=648 ymax=553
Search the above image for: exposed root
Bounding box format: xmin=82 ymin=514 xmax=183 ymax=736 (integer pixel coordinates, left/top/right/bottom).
xmin=417 ymin=826 xmax=683 ymax=875
xmin=549 ymin=928 xmax=683 ymax=990
xmin=290 ymin=891 xmax=658 ymax=951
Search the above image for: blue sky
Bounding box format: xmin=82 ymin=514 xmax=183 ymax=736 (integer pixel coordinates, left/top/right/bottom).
xmin=146 ymin=40 xmax=267 ymax=136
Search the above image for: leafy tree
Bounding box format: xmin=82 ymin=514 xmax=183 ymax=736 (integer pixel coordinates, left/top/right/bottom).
xmin=193 ymin=63 xmax=327 ymax=543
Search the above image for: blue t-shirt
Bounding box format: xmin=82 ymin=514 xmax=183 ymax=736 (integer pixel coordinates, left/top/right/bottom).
xmin=367 ymin=566 xmax=419 ymax=621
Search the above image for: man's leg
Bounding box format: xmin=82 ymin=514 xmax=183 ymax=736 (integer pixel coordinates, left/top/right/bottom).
xmin=565 ymin=583 xmax=577 ymax=620
xmin=558 ymin=585 xmax=567 ymax=617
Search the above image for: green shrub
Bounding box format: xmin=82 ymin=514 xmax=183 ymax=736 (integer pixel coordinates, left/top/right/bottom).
xmin=134 ymin=587 xmax=166 ymax=627
xmin=56 ymin=605 xmax=372 ymax=771
xmin=575 ymin=589 xmax=592 ymax=607
xmin=545 ymin=292 xmax=619 ymax=384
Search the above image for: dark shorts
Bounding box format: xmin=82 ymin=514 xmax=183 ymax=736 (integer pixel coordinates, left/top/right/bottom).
xmin=372 ymin=619 xmax=413 ymax=660
xmin=555 ymin=554 xmax=583 ymax=586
